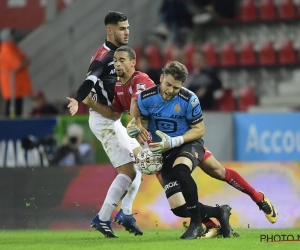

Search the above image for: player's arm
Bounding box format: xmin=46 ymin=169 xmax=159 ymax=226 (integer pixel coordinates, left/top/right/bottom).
xmin=67 ymin=60 xmax=103 ymax=116
xmin=82 ymin=93 xmax=122 ymax=120
xmin=127 ymin=95 xmax=149 ymax=140
xmin=182 ymin=120 xmax=205 ymax=142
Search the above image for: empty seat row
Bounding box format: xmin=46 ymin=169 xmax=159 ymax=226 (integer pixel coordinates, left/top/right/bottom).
xmin=201 ymin=40 xmax=299 ymax=67
xmin=240 ymin=0 xmax=300 ymax=22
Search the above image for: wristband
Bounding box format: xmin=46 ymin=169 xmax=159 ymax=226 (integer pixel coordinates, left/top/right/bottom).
xmin=171 ymin=136 xmax=184 ymax=148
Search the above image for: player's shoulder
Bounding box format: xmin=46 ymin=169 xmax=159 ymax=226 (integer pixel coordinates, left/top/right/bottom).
xmin=178 ymin=87 xmax=195 ymax=102
xmin=139 ymin=85 xmax=159 ymax=100
xmin=91 ymin=43 xmax=114 ymax=64
xmin=133 ymin=71 xmax=151 ymax=81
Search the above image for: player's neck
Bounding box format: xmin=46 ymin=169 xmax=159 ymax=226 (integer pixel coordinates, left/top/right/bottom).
xmin=120 ymin=70 xmax=135 ymax=84
xmin=106 ymin=38 xmax=120 ymax=48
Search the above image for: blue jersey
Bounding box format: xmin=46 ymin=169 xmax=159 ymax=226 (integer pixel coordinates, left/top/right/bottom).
xmin=137 ymin=85 xmax=203 ymax=142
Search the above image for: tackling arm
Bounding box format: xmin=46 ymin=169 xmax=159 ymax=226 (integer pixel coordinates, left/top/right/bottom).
xmin=82 ymin=93 xmax=122 ymax=120
xmin=181 ymin=120 xmax=205 ymax=142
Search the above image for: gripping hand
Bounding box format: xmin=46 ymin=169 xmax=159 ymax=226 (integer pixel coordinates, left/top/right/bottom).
xmin=149 ymin=130 xmax=184 ymax=153
xmin=126 ymin=117 xmax=141 ymax=138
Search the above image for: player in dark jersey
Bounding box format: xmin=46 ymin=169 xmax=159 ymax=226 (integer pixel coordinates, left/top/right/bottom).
xmin=83 ymin=46 xmax=232 ymax=239
xmin=128 ymin=61 xmax=278 ymax=237
xmin=67 ymin=11 xmax=143 ymax=238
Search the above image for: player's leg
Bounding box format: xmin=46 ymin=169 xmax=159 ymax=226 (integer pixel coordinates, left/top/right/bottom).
xmin=89 ymin=114 xmax=138 ymax=237
xmin=114 ymin=135 xmax=143 ymax=235
xmin=199 ymin=147 xmax=278 ymax=224
xmin=169 ymin=155 xmax=204 ymax=239
xmin=156 ymin=172 xmax=221 ymax=234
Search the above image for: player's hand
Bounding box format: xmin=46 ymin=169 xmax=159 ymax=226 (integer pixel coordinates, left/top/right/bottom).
xmin=149 ymin=131 xmax=184 ymax=154
xmin=126 ymin=118 xmax=141 ymax=138
xmin=82 ymin=93 xmax=93 ymax=106
xmin=66 ymin=97 xmax=79 ymax=116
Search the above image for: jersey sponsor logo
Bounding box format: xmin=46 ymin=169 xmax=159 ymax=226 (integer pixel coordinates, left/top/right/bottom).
xmin=174 ymin=104 xmax=181 ymax=112
xmin=150 ymin=112 xmax=162 ymax=117
xmin=192 ymin=104 xmax=201 ymax=117
xmin=136 ymin=83 xmax=146 ymax=91
xmin=191 ymin=116 xmax=203 ymax=124
xmin=164 ymin=181 xmax=178 ymax=191
xmin=191 ymin=97 xmax=199 ymax=107
xmin=178 ymin=92 xmax=189 ymax=101
xmin=117 ymin=92 xmax=124 ymax=95
xmin=170 ymin=115 xmax=184 ymax=119
xmin=143 ymin=91 xmax=156 ymax=97
xmin=149 ymin=105 xmax=159 ymax=108
xmin=156 ymin=119 xmax=177 ymax=133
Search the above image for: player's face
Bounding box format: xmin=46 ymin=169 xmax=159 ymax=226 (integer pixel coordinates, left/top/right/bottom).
xmin=159 ymin=74 xmax=183 ymax=101
xmin=113 ymin=51 xmax=136 ymax=78
xmin=109 ymin=21 xmax=129 ymax=46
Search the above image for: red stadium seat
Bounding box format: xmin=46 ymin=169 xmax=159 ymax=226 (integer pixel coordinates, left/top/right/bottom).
xmin=217 ymin=88 xmax=236 ymax=111
xmin=201 ymin=42 xmax=218 ymax=67
xmin=164 ymin=43 xmax=177 ymax=64
xmin=259 ymin=41 xmax=277 ymax=66
xmin=279 ymin=0 xmax=297 ymax=20
xmin=240 ymin=0 xmax=257 ymax=22
xmin=133 ymin=46 xmax=142 ymax=64
xmin=220 ymin=42 xmax=238 ymax=67
xmin=183 ymin=43 xmax=197 ymax=71
xmin=240 ymin=41 xmax=257 ymax=66
xmin=259 ymin=0 xmax=277 ymax=21
xmin=144 ymin=44 xmax=162 ymax=69
xmin=238 ymin=86 xmax=257 ymax=111
xmin=279 ymin=40 xmax=297 ymax=65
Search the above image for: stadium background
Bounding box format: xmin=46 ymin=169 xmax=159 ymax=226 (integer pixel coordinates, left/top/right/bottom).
xmin=1 ymin=0 xmax=300 ymax=231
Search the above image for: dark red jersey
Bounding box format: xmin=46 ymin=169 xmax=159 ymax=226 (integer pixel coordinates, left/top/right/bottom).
xmin=112 ymin=71 xmax=155 ymax=112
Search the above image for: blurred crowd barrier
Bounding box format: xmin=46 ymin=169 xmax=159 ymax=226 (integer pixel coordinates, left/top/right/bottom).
xmin=0 ymin=162 xmax=299 ymax=230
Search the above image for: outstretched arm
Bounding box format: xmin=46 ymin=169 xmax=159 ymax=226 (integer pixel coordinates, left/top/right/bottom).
xmin=82 ymin=93 xmax=122 ymax=120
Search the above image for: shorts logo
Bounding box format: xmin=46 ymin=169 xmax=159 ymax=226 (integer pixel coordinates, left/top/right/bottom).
xmin=174 ymin=104 xmax=181 ymax=112
xmin=164 ymin=181 xmax=178 ymax=191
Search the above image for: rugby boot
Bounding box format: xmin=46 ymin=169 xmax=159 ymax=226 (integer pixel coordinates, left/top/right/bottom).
xmin=201 ymin=226 xmax=222 ymax=238
xmin=257 ymin=192 xmax=278 ymax=223
xmin=180 ymin=218 xmax=204 ymax=239
xmin=217 ymin=205 xmax=232 ymax=238
xmin=114 ymin=209 xmax=143 ymax=235
xmin=90 ymin=215 xmax=117 ymax=238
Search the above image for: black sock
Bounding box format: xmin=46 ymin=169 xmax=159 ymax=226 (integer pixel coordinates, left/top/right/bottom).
xmin=198 ymin=203 xmax=222 ymax=219
xmin=173 ymin=164 xmax=200 ymax=218
xmin=171 ymin=204 xmax=189 ymax=218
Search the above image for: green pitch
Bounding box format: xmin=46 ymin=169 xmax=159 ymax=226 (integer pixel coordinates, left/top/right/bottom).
xmin=1 ymin=229 xmax=299 ymax=250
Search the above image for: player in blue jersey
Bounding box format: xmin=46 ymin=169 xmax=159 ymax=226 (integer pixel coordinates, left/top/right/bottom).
xmin=127 ymin=61 xmax=278 ymax=238
xmin=129 ymin=61 xmax=228 ymax=239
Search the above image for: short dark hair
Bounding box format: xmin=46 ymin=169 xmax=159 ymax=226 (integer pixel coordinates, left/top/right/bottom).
xmin=115 ymin=46 xmax=136 ymax=60
xmin=104 ymin=11 xmax=128 ymax=25
xmin=162 ymin=61 xmax=188 ymax=83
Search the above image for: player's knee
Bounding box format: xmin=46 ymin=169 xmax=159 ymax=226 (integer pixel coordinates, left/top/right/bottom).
xmin=117 ymin=162 xmax=136 ymax=181
xmin=171 ymin=204 xmax=189 ymax=218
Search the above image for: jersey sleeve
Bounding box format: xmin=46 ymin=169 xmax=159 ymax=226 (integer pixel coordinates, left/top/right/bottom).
xmin=137 ymin=94 xmax=149 ymax=120
xmin=132 ymin=75 xmax=155 ymax=99
xmin=186 ymin=94 xmax=203 ymax=125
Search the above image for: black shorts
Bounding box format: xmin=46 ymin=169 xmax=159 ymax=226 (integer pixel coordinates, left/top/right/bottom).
xmin=161 ymin=138 xmax=205 ymax=175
